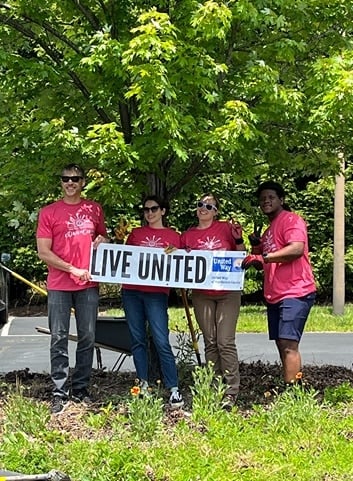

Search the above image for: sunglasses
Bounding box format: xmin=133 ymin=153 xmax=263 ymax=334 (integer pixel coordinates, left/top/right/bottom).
xmin=61 ymin=175 xmax=83 ymax=183
xmin=197 ymin=201 xmax=217 ymax=212
xmin=143 ymin=205 xmax=160 ymax=213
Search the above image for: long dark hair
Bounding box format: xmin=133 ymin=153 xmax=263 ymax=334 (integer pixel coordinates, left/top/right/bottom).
xmin=142 ymin=195 xmax=170 ymax=226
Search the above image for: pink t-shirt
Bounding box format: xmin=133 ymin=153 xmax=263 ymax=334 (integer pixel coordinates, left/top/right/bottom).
xmin=36 ymin=199 xmax=107 ymax=291
xmin=122 ymin=225 xmax=181 ymax=295
xmin=261 ymin=210 xmax=316 ymax=303
xmin=180 ymin=220 xmax=239 ymax=295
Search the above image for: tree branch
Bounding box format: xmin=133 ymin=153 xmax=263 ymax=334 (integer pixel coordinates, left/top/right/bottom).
xmin=33 ymin=18 xmax=83 ymax=55
xmin=70 ymin=0 xmax=101 ymax=30
xmin=119 ymin=102 xmax=132 ymax=144
xmin=0 ymin=13 xmax=114 ymax=123
xmin=97 ymin=0 xmax=109 ymax=22
xmin=168 ymin=156 xmax=209 ymax=198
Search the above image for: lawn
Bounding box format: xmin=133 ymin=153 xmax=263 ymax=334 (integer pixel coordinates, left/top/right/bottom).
xmin=106 ymin=303 xmax=353 ymax=333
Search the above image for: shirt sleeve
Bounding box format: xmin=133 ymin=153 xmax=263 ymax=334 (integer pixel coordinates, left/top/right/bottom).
xmin=283 ymin=214 xmax=307 ymax=243
xmin=36 ymin=208 xmax=53 ymax=239
xmin=96 ymin=204 xmax=108 ymax=237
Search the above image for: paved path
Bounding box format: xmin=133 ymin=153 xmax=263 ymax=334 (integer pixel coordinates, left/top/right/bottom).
xmin=0 ymin=316 xmax=352 ymax=374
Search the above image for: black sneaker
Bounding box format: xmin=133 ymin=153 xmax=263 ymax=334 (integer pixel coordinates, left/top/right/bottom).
xmin=169 ymin=390 xmax=184 ymax=409
xmin=71 ymin=389 xmax=92 ymax=403
xmin=51 ymin=395 xmax=68 ymax=415
xmin=221 ymin=394 xmax=237 ymax=412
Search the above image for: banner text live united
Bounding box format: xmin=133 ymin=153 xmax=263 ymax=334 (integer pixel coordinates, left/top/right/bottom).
xmin=89 ymin=243 xmax=246 ymax=290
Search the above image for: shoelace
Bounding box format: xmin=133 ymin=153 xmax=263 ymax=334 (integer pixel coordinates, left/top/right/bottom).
xmin=171 ymin=391 xmax=182 ymax=401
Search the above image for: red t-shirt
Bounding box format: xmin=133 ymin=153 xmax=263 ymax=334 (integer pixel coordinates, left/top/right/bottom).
xmin=180 ymin=220 xmax=239 ymax=295
xmin=122 ymin=225 xmax=181 ymax=295
xmin=261 ymin=210 xmax=316 ymax=303
xmin=36 ymin=199 xmax=107 ymax=291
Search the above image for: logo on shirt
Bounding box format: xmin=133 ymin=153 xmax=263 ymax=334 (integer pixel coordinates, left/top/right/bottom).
xmin=262 ymin=230 xmax=276 ymax=253
xmin=141 ymin=235 xmax=164 ymax=248
xmin=65 ymin=212 xmax=94 ymax=238
xmin=198 ymin=236 xmax=222 ymax=250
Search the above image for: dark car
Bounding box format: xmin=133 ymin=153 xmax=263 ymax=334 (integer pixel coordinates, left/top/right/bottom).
xmin=0 ymin=265 xmax=9 ymax=325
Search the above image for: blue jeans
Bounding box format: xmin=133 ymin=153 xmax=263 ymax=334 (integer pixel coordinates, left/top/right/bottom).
xmin=122 ymin=289 xmax=178 ymax=389
xmin=48 ymin=288 xmax=99 ymax=397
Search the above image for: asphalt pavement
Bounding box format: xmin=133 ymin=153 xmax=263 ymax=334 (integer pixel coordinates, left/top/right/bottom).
xmin=1 ymin=315 xmax=353 ymax=374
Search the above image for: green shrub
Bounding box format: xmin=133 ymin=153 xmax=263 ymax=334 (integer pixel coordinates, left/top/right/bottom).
xmin=324 ymin=382 xmax=353 ymax=405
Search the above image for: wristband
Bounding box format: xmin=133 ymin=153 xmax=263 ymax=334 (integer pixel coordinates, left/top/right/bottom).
xmin=235 ymin=237 xmax=244 ymax=245
xmin=263 ymin=253 xmax=269 ymax=263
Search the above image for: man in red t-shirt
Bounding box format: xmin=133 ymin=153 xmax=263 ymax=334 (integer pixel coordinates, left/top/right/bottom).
xmin=242 ymin=181 xmax=316 ymax=384
xmin=36 ymin=163 xmax=108 ymax=414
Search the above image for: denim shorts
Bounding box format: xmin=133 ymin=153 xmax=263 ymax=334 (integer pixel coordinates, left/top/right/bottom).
xmin=267 ymin=292 xmax=316 ymax=341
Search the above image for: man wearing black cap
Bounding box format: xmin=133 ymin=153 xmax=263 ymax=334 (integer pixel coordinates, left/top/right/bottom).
xmin=242 ymin=181 xmax=316 ymax=384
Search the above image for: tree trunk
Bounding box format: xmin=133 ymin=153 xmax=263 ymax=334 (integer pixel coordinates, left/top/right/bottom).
xmin=146 ymin=172 xmax=168 ymax=199
xmin=333 ymin=154 xmax=345 ymax=315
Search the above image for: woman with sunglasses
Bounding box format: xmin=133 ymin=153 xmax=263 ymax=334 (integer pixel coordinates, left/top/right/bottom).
xmin=122 ymin=195 xmax=184 ymax=409
xmin=181 ymin=193 xmax=245 ymax=410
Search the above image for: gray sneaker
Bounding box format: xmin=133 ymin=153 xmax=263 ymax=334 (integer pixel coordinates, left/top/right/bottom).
xmin=51 ymin=396 xmax=68 ymax=415
xmin=169 ymin=390 xmax=184 ymax=409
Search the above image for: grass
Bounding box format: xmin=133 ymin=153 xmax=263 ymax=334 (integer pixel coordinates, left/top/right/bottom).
xmin=106 ymin=303 xmax=353 ymax=333
xmin=2 ymin=374 xmax=353 ymax=480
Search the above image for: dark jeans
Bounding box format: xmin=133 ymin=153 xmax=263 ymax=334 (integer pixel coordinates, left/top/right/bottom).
xmin=48 ymin=288 xmax=99 ymax=397
xmin=122 ymin=289 xmax=179 ymax=389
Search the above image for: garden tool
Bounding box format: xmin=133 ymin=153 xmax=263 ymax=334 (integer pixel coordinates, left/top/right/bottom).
xmin=0 ymin=469 xmax=70 ymax=481
xmin=180 ymin=288 xmax=202 ymax=366
xmin=0 ymin=263 xmax=47 ymax=297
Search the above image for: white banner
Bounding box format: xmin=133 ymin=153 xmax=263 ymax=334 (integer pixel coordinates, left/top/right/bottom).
xmin=90 ymin=243 xmax=246 ymax=291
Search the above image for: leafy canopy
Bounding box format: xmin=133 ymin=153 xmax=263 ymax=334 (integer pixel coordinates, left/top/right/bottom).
xmin=0 ymin=0 xmax=352 ymax=286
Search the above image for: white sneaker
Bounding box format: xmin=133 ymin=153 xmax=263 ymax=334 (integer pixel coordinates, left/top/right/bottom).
xmin=139 ymin=380 xmax=151 ymax=397
xmin=169 ymin=390 xmax=184 ymax=409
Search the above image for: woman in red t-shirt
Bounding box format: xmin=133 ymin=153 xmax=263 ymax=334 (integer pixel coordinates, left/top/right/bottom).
xmin=181 ymin=193 xmax=245 ymax=410
xmin=122 ymin=195 xmax=184 ymax=409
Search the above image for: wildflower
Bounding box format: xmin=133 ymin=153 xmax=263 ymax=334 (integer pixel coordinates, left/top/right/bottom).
xmin=130 ymin=386 xmax=141 ymax=397
xmin=296 ymin=371 xmax=303 ymax=380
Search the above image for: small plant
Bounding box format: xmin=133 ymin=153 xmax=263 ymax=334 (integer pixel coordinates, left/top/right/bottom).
xmin=85 ymin=401 xmax=116 ymax=429
xmin=3 ymin=390 xmax=50 ymax=436
xmin=125 ymin=380 xmax=164 ymax=441
xmin=190 ymin=362 xmax=227 ymax=422
xmin=324 ymin=381 xmax=353 ymax=405
xmin=174 ymin=325 xmax=200 ymax=385
xmin=263 ymin=383 xmax=321 ymax=435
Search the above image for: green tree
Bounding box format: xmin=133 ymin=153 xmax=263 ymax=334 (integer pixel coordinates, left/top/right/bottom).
xmin=0 ymin=0 xmax=352 ymax=292
xmin=1 ymin=1 xmax=352 ymax=205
